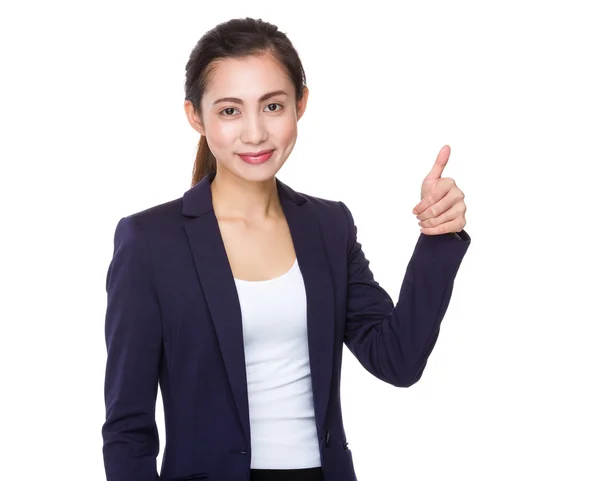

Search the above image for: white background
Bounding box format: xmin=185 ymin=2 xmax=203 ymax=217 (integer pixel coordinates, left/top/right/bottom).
xmin=2 ymin=1 xmax=599 ymax=479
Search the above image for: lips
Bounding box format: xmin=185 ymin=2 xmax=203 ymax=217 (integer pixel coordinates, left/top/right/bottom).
xmin=237 ymin=149 xmax=274 ymax=165
xmin=238 ymin=149 xmax=274 ymax=156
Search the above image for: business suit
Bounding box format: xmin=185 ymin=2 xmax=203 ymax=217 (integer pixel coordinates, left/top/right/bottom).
xmin=102 ymin=172 xmax=471 ymax=481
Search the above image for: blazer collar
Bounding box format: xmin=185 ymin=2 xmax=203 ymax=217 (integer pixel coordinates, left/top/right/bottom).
xmin=181 ymin=171 xmax=307 ymax=217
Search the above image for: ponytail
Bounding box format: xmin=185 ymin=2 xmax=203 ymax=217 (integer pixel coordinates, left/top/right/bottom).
xmin=191 ymin=135 xmax=217 ymax=187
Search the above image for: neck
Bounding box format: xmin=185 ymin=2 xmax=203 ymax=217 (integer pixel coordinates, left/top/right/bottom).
xmin=210 ymin=170 xmax=283 ymax=222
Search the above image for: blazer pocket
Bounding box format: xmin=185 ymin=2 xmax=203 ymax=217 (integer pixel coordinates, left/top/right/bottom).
xmin=174 ymin=473 xmax=209 ymax=480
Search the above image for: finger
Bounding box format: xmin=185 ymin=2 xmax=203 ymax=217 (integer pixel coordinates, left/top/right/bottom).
xmin=413 ymin=178 xmax=455 ymax=215
xmin=424 ymin=144 xmax=451 ymax=181
xmin=420 ymin=217 xmax=466 ymax=235
xmin=416 ymin=186 xmax=462 ymax=221
xmin=418 ymin=202 xmax=464 ymax=228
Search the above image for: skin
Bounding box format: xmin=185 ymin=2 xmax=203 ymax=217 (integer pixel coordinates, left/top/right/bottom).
xmin=413 ymin=145 xmax=468 ymax=235
xmin=184 ymin=52 xmax=308 ymax=224
xmin=183 ymin=53 xmax=309 ymax=281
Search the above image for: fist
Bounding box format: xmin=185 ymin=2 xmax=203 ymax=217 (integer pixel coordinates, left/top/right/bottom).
xmin=412 ymin=145 xmax=467 ymax=235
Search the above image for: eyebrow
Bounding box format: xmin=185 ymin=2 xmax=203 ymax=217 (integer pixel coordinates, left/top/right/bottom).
xmin=212 ymin=90 xmax=289 ymax=106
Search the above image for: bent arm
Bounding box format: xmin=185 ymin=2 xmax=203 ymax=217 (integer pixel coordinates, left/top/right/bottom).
xmin=340 ymin=201 xmax=470 ymax=387
xmin=102 ymin=216 xmax=162 ymax=481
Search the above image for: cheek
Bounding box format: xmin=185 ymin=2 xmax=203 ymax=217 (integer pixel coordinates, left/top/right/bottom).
xmin=206 ymin=122 xmax=238 ymax=150
xmin=273 ymin=116 xmax=298 ymax=144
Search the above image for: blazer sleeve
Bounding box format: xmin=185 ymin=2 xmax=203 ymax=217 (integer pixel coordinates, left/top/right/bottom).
xmin=102 ymin=216 xmax=162 ymax=481
xmin=339 ymin=201 xmax=471 ymax=387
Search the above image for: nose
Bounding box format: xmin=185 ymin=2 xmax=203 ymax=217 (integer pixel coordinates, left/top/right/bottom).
xmin=240 ymin=112 xmax=268 ymax=145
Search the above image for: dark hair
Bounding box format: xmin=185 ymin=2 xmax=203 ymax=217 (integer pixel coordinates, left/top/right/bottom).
xmin=184 ymin=17 xmax=307 ymax=187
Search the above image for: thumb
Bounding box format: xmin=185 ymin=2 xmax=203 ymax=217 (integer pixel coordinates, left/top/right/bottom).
xmin=424 ymin=144 xmax=451 ymax=181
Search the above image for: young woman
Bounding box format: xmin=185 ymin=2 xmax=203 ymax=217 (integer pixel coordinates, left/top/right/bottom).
xmin=101 ymin=17 xmax=471 ymax=481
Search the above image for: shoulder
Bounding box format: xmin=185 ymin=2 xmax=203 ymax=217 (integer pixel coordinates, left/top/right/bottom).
xmin=292 ymin=188 xmax=354 ymax=239
xmin=297 ymin=189 xmax=340 ymax=210
xmin=126 ymin=196 xmax=183 ymax=228
xmin=110 ymin=195 xmax=185 ymax=248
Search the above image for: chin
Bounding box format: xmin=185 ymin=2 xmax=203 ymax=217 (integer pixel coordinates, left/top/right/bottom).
xmin=235 ymin=160 xmax=285 ymax=182
xmin=241 ymin=166 xmax=282 ymax=183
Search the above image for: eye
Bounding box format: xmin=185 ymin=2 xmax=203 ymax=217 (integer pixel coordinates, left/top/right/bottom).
xmin=264 ymin=103 xmax=283 ymax=112
xmin=219 ymin=107 xmax=240 ymax=117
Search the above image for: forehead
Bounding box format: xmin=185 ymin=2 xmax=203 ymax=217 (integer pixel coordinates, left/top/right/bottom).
xmin=204 ymin=54 xmax=293 ymax=101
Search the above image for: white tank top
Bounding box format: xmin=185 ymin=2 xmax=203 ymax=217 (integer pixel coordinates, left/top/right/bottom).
xmin=233 ymin=258 xmax=321 ymax=469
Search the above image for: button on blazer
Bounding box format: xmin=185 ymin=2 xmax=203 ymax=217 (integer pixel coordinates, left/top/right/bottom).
xmin=102 ymin=172 xmax=471 ymax=481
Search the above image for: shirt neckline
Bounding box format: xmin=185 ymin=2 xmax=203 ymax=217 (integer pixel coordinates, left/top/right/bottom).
xmin=234 ymin=258 xmax=298 ymax=284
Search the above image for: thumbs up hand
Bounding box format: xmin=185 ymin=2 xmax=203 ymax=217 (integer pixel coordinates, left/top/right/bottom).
xmin=412 ymin=145 xmax=467 ymax=235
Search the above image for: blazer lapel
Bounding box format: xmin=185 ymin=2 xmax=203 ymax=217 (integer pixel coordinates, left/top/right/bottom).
xmin=278 ymin=180 xmax=335 ymax=434
xmin=182 ymin=173 xmax=335 ymax=443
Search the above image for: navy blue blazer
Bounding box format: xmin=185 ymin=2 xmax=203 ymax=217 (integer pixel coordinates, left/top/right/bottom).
xmin=102 ymin=172 xmax=471 ymax=481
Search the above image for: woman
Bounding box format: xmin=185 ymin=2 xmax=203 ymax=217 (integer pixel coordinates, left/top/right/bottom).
xmin=101 ymin=17 xmax=471 ymax=481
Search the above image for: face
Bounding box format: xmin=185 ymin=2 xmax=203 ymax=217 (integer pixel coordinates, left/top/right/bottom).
xmin=184 ymin=53 xmax=309 ymax=183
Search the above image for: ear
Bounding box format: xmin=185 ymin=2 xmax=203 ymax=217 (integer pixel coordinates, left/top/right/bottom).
xmin=184 ymin=100 xmax=206 ymax=136
xmin=296 ymin=86 xmax=309 ymax=121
